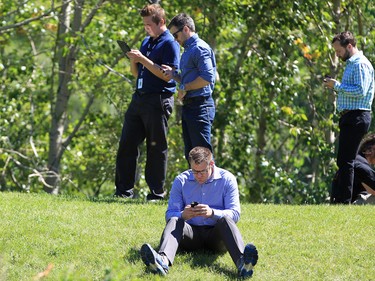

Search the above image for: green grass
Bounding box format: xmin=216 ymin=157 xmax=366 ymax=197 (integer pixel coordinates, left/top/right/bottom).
xmin=0 ymin=192 xmax=374 ymax=281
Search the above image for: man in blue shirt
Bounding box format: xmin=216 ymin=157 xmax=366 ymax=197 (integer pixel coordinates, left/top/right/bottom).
xmin=140 ymin=146 xmax=259 ymax=278
xmin=324 ymin=31 xmax=374 ymax=204
xmin=114 ymin=4 xmax=180 ymax=200
xmin=162 ymin=13 xmax=216 ymax=161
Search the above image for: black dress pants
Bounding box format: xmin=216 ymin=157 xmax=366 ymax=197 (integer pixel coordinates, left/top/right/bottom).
xmin=332 ymin=110 xmax=371 ymax=203
xmin=158 ymin=216 xmax=245 ymax=266
xmin=115 ymin=92 xmax=173 ymax=195
xmin=332 ymin=154 xmax=375 ymax=202
xmin=352 ymin=155 xmax=375 ymax=195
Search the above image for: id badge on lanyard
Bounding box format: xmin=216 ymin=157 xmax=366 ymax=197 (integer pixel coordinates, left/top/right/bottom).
xmin=137 ymin=78 xmax=143 ymax=89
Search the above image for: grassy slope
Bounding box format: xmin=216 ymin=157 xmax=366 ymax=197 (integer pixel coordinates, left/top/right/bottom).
xmin=0 ymin=192 xmax=373 ymax=281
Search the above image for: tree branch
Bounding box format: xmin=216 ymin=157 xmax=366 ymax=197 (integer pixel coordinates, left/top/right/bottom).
xmin=0 ymin=0 xmax=32 ymax=20
xmin=81 ymin=0 xmax=107 ymax=32
xmin=0 ymin=1 xmax=70 ymax=33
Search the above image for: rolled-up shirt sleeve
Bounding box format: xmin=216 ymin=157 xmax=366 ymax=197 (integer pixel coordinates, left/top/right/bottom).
xmin=196 ymin=47 xmax=216 ymax=84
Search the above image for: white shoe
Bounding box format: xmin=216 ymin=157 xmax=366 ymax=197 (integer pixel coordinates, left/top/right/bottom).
xmin=353 ymin=193 xmax=375 ymax=205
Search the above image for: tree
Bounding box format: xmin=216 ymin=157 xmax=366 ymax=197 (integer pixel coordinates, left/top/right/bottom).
xmin=1 ymin=0 xmax=375 ymax=203
xmin=1 ymin=0 xmax=137 ymax=194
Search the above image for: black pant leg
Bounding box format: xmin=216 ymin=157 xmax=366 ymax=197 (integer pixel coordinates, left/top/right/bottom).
xmin=330 ymin=170 xmax=340 ymax=203
xmin=115 ymin=96 xmax=145 ymax=194
xmin=141 ymin=95 xmax=173 ymax=194
xmin=335 ymin=111 xmax=371 ymax=203
xmin=353 ymin=154 xmax=375 ymax=197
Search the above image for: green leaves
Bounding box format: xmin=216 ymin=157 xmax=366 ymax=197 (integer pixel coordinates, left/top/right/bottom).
xmin=1 ymin=0 xmax=374 ymax=202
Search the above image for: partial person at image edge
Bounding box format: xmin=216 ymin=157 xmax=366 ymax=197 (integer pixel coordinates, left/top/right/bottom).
xmin=332 ymin=133 xmax=375 ymax=205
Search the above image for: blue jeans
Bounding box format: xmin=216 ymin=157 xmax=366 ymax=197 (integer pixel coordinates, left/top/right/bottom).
xmin=331 ymin=110 xmax=371 ymax=203
xmin=181 ymin=97 xmax=215 ymax=161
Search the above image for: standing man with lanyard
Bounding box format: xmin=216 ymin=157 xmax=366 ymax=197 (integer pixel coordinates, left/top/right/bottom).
xmin=162 ymin=13 xmax=217 ymax=162
xmin=114 ymin=4 xmax=180 ymax=200
xmin=324 ymin=31 xmax=374 ymax=204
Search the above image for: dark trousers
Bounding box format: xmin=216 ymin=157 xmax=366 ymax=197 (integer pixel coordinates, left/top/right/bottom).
xmin=182 ymin=97 xmax=215 ymax=161
xmin=115 ymin=92 xmax=173 ymax=195
xmin=353 ymin=155 xmax=375 ymax=194
xmin=331 ymin=110 xmax=371 ymax=203
xmin=332 ymin=154 xmax=375 ymax=202
xmin=158 ymin=216 xmax=245 ymax=266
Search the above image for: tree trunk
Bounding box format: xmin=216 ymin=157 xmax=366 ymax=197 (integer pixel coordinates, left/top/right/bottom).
xmin=45 ymin=0 xmax=83 ymax=193
xmin=252 ymin=107 xmax=267 ymax=202
xmin=326 ymin=0 xmax=341 ymax=145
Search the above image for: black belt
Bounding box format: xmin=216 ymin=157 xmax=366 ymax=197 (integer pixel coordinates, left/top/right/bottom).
xmin=183 ymin=96 xmax=207 ymax=105
xmin=339 ymin=110 xmax=350 ymax=116
xmin=135 ymin=90 xmax=172 ymax=98
xmin=135 ymin=90 xmax=147 ymax=96
xmin=339 ymin=109 xmax=370 ymax=117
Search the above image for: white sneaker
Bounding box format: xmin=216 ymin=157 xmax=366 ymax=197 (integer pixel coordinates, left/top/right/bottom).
xmin=353 ymin=193 xmax=375 ymax=205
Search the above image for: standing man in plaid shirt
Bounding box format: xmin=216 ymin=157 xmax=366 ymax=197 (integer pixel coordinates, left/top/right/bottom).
xmin=324 ymin=31 xmax=374 ymax=204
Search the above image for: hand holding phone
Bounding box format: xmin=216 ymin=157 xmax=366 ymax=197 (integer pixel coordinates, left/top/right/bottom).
xmin=323 ymin=74 xmax=332 ymax=82
xmin=191 ymin=201 xmax=199 ymax=207
xmin=117 ymin=40 xmax=131 ymax=55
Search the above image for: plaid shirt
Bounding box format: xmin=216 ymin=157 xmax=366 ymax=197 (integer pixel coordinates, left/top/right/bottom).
xmin=334 ymin=51 xmax=374 ymax=112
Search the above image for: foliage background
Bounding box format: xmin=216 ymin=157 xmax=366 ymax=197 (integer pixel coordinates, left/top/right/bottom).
xmin=1 ymin=0 xmax=375 ymax=203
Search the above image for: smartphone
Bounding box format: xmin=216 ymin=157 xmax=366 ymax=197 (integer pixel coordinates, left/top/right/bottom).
xmin=117 ymin=40 xmax=131 ymax=54
xmin=323 ymin=75 xmax=332 ymax=82
xmin=191 ymin=201 xmax=199 ymax=207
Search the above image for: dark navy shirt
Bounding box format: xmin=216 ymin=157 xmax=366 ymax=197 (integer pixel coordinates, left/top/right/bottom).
xmin=180 ymin=34 xmax=216 ymax=98
xmin=136 ymin=30 xmax=180 ymax=94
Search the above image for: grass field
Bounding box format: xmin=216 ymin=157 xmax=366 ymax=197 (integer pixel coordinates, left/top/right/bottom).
xmin=0 ymin=192 xmax=374 ymax=280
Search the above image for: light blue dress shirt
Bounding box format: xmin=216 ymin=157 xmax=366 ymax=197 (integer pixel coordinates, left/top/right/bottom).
xmin=180 ymin=34 xmax=216 ymax=98
xmin=165 ymin=165 xmax=241 ymax=226
xmin=334 ymin=51 xmax=374 ymax=112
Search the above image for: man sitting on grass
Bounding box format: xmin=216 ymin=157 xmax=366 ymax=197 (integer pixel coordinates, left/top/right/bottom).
xmin=332 ymin=133 xmax=375 ymax=204
xmin=140 ymin=146 xmax=259 ymax=278
xmin=351 ymin=133 xmax=375 ymax=204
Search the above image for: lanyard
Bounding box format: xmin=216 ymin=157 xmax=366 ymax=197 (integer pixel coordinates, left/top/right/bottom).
xmin=140 ymin=38 xmax=158 ymax=77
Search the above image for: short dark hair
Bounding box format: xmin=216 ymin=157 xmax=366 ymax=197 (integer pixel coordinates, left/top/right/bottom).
xmin=168 ymin=13 xmax=195 ymax=32
xmin=140 ymin=4 xmax=166 ymax=25
xmin=332 ymin=31 xmax=357 ymax=47
xmin=360 ymin=133 xmax=375 ymax=154
xmin=188 ymin=147 xmax=212 ymax=165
